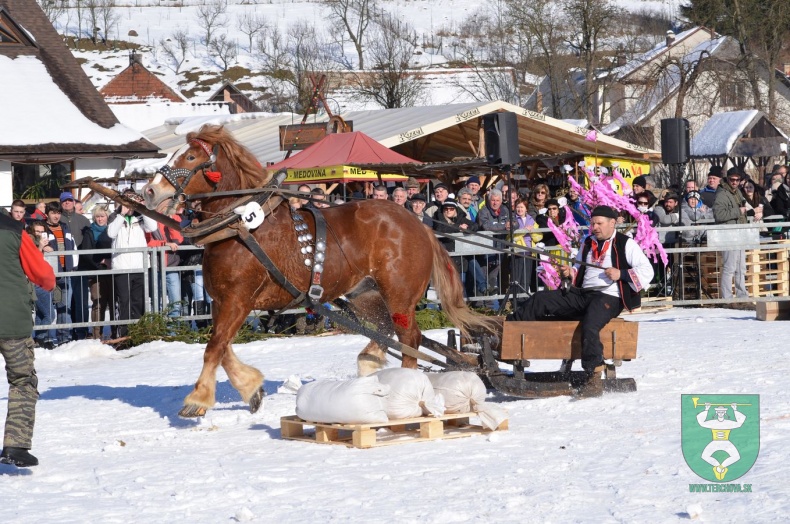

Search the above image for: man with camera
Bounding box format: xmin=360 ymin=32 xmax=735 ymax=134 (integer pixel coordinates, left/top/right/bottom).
xmin=107 ymin=190 xmax=158 ymax=339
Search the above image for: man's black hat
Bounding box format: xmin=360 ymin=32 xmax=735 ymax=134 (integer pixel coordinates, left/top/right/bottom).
xmin=590 ymin=205 xmax=618 ymax=219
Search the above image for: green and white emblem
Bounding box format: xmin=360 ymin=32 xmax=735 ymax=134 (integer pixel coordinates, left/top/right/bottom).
xmin=681 ymin=394 xmax=760 ymax=482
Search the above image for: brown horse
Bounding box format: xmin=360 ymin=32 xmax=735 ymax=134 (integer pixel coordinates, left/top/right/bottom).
xmin=142 ymin=124 xmax=496 ymax=417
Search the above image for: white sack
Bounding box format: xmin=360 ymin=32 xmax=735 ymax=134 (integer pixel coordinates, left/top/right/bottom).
xmin=295 ymin=376 xmax=389 ymax=424
xmin=427 ymin=371 xmax=508 ymax=430
xmin=374 ymin=368 xmax=445 ymax=419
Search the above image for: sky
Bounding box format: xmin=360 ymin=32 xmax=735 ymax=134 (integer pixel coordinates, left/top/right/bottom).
xmin=0 ymin=306 xmax=787 ymax=522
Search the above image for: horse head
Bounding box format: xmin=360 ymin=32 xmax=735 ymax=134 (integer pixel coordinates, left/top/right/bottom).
xmin=143 ymin=124 xmax=271 ymax=214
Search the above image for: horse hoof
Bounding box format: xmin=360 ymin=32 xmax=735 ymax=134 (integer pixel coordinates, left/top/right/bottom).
xmin=179 ymin=404 xmax=207 ymax=418
xmin=248 ymin=387 xmax=265 ymax=414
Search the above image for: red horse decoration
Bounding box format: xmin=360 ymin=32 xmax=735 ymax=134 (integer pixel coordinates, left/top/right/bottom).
xmin=142 ymin=125 xmax=495 ymax=417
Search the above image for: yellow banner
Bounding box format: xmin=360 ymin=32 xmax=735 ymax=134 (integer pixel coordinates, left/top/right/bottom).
xmin=583 ymin=156 xmax=651 ymax=193
xmin=284 ymin=165 xmax=408 ymax=183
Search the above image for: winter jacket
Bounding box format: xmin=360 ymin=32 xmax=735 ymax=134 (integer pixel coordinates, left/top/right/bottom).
xmin=0 ymin=213 xmax=55 ymax=339
xmin=680 ymin=202 xmax=714 ymax=244
xmin=79 ymin=222 xmax=112 ymax=271
xmin=713 ymin=184 xmax=747 ymax=225
xmin=107 ymin=213 xmax=158 ymax=270
xmin=60 ymin=209 xmax=91 ymax=248
xmin=653 ymin=205 xmax=680 ymax=244
xmin=699 ymin=185 xmax=718 ymax=209
xmin=146 ymin=215 xmax=184 ymax=267
xmin=44 ymin=221 xmax=78 ymax=272
xmin=432 ymin=213 xmax=478 ymax=252
xmin=477 ymin=204 xmax=512 ymax=232
xmin=768 ymin=183 xmax=790 ymax=218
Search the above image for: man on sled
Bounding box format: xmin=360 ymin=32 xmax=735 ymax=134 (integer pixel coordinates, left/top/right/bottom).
xmin=508 ymin=206 xmax=654 ymax=398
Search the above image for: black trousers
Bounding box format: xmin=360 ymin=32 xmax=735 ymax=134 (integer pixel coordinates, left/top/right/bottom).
xmin=510 ymin=287 xmax=623 ymax=371
xmin=115 ymin=273 xmax=145 ymax=337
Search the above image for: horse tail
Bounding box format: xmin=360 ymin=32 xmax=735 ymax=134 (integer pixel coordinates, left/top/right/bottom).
xmin=427 ymin=229 xmax=500 ymax=335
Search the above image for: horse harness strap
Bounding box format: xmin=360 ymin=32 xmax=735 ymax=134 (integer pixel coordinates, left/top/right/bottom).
xmin=235 ymin=227 xmax=452 ymax=369
xmin=298 ymin=207 xmax=328 ymax=301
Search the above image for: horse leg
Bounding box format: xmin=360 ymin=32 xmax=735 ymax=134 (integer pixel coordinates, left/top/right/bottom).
xmin=181 ymin=301 xmax=254 ymax=417
xmin=393 ymin=310 xmax=421 ymax=369
xmin=343 ymin=277 xmax=395 ymax=376
xmin=221 ymin=345 xmax=265 ymax=413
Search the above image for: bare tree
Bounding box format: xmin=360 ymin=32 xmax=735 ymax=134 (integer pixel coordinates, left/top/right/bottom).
xmin=352 ymin=14 xmax=423 ymax=108
xmin=563 ymin=0 xmax=617 ymax=123
xmin=159 ymin=30 xmax=191 ymax=74
xmin=37 ymin=0 xmax=66 ymax=27
xmin=98 ymin=0 xmax=118 ymax=44
xmin=324 ymin=0 xmax=375 ymax=69
xmin=82 ymin=0 xmax=101 ymax=44
xmin=506 ymin=0 xmax=568 ymax=117
xmin=255 ymin=21 xmax=338 ymax=112
xmin=196 ymin=0 xmax=229 ymax=47
xmin=237 ymin=11 xmax=267 ymax=52
xmin=74 ymin=0 xmax=85 ymax=40
xmin=209 ymin=34 xmax=238 ymax=72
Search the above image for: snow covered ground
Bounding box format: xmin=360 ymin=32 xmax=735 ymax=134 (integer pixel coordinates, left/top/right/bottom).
xmin=1 ymin=306 xmax=786 ymax=522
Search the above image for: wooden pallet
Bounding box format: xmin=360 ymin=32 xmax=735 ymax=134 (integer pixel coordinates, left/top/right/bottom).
xmin=280 ymin=413 xmax=508 ymax=449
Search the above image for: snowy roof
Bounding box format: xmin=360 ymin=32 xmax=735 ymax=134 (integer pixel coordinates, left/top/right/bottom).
xmin=127 ymin=100 xmax=660 ymax=174
xmin=3 ymin=56 xmax=148 ymax=148
xmin=603 ymin=34 xmax=729 ymax=135
xmin=109 ymin=101 xmax=232 ymax=134
xmin=0 ymin=0 xmax=159 ymax=161
xmin=690 ymin=110 xmax=789 ymax=157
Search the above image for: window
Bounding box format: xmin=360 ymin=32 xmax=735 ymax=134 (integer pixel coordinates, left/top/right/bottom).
xmin=721 ymin=81 xmax=747 ymax=107
xmin=12 ymin=162 xmax=73 ymax=201
xmin=0 ymin=10 xmax=34 ymax=46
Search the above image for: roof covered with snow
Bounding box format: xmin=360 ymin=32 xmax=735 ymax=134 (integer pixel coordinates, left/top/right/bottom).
xmin=127 ymin=101 xmax=660 ymax=174
xmin=690 ymin=110 xmax=789 ymax=158
xmin=0 ymin=0 xmax=159 ymax=161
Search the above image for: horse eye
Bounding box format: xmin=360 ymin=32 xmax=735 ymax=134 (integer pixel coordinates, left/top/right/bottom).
xmin=187 ymin=154 xmax=196 ymax=161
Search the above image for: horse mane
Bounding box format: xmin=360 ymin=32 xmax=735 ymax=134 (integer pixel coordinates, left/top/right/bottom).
xmin=187 ymin=124 xmax=271 ymax=191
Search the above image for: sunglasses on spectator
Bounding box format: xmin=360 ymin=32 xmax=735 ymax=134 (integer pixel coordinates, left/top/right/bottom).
xmin=637 ymin=200 xmax=649 ymax=205
xmin=536 ymin=191 xmax=547 ymax=194
xmin=547 ymin=206 xmax=559 ymax=211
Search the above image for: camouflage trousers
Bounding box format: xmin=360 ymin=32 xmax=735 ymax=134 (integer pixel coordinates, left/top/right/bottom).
xmin=0 ymin=337 xmax=38 ymax=449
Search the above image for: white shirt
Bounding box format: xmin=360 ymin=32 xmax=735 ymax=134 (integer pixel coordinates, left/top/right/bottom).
xmin=576 ymin=233 xmax=655 ymax=298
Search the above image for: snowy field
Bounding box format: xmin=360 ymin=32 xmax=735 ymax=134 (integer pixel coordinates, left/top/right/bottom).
xmin=1 ymin=306 xmax=787 ymax=522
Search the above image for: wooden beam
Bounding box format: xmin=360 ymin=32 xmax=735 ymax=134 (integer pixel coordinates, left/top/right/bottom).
xmin=457 ymin=123 xmax=477 ymax=156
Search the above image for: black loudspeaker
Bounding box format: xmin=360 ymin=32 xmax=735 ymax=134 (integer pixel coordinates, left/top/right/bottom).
xmin=661 ymin=118 xmax=690 ymax=164
xmin=484 ymin=112 xmax=521 ymax=166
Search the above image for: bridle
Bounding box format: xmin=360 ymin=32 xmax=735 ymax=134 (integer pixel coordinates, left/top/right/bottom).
xmin=156 ymin=138 xmax=221 ymax=205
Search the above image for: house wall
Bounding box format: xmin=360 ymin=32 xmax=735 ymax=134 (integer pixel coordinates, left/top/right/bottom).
xmin=74 ymin=157 xmax=122 ymax=180
xmin=0 ymin=161 xmax=11 ymax=208
xmin=0 ymin=158 xmax=122 ymax=207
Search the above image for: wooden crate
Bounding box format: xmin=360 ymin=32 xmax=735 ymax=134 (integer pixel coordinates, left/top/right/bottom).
xmin=499 ymin=318 xmax=638 ymax=361
xmin=746 ymin=247 xmax=789 ymax=297
xmin=698 ymin=251 xmax=720 ymax=298
xmin=756 ymin=301 xmax=790 ymax=321
xmin=280 ymin=413 xmax=507 ymax=449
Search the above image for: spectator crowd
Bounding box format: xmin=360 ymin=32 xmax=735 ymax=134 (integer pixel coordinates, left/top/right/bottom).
xmin=3 ymin=162 xmax=786 ymax=345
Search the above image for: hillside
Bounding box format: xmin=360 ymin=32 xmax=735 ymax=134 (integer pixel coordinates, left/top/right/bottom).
xmin=52 ymin=0 xmax=683 ymax=117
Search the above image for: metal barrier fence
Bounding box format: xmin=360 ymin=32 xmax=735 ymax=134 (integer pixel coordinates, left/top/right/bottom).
xmin=31 ymin=220 xmax=790 ymax=342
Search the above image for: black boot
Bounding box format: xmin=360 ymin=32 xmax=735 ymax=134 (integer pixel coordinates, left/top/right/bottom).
xmin=0 ymin=447 xmax=38 ymax=467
